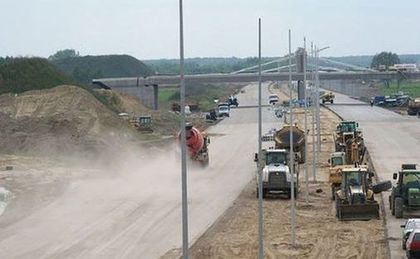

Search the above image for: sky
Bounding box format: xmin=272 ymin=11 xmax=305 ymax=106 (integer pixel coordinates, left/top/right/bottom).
xmin=0 ymin=0 xmax=419 ymax=60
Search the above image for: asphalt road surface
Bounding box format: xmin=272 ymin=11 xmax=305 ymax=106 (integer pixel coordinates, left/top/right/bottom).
xmin=328 ymin=92 xmax=420 ymax=259
xmin=0 ymin=83 xmax=283 ymax=259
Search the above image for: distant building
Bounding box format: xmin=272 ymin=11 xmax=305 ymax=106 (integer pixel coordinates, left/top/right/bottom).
xmin=388 ymin=64 xmax=418 ymax=72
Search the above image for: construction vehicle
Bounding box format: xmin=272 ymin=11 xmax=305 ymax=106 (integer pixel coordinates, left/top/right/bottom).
xmin=177 ymin=124 xmax=210 ymax=167
xmin=328 ymin=152 xmax=356 ymax=200
xmin=272 ymin=125 xmax=305 ymax=163
xmin=334 ymin=121 xmax=365 ymax=157
xmin=335 ymin=166 xmax=391 ymax=220
xmin=407 ymin=98 xmax=420 ymax=116
xmin=320 ymin=91 xmax=335 ymax=104
xmin=254 ymin=149 xmax=298 ymax=199
xmin=137 ymin=115 xmax=153 ymax=132
xmin=255 ymin=125 xmax=304 ymax=198
xmin=389 ymin=164 xmax=420 ymax=218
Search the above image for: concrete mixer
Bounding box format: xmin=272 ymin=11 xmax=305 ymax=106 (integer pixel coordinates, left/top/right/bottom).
xmin=273 ymin=125 xmax=305 ymax=164
xmin=177 ymin=125 xmax=210 ymax=167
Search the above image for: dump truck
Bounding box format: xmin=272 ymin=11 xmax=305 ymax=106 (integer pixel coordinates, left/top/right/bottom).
xmin=321 ymin=91 xmax=335 ymax=104
xmin=335 ymin=167 xmax=391 ymax=220
xmin=254 ymin=149 xmax=297 ymax=199
xmin=273 ymin=125 xmax=305 ymax=164
xmin=177 ymin=125 xmax=210 ymax=167
xmin=389 ymin=164 xmax=420 ymax=218
xmin=407 ymin=98 xmax=420 ymax=116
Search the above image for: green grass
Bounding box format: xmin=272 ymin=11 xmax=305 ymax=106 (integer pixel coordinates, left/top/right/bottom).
xmin=379 ymin=81 xmax=420 ymax=97
xmin=158 ymin=88 xmax=178 ymax=109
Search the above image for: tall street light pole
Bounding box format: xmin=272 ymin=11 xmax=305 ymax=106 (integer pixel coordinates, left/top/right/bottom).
xmin=257 ymin=18 xmax=264 ymax=259
xmin=178 ymin=1 xmax=189 ymax=258
xmin=303 ymin=37 xmax=309 ymax=205
xmin=311 ymin=42 xmax=316 ymax=182
xmin=288 ymin=29 xmax=296 ymax=247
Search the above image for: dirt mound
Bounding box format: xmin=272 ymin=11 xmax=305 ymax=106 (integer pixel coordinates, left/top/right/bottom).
xmin=0 ymin=85 xmax=131 ymax=154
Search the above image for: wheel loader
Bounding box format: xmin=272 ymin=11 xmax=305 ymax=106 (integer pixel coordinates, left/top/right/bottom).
xmin=335 ymin=167 xmax=391 ymax=220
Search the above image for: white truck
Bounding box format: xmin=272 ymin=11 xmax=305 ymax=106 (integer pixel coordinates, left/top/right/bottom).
xmin=254 ymin=149 xmax=298 ymax=199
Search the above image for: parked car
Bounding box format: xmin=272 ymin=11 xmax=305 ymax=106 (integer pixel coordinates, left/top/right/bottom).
xmin=206 ymin=109 xmax=218 ymax=121
xmin=218 ymin=102 xmax=230 ymax=109
xmin=228 ymin=96 xmax=239 ymax=107
xmin=218 ymin=105 xmax=230 ymax=117
xmin=269 ymin=94 xmax=279 ymax=104
xmin=406 ymin=229 xmax=420 ymax=258
xmin=401 ymin=219 xmax=420 ymax=250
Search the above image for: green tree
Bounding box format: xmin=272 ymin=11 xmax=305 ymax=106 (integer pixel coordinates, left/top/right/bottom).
xmin=49 ymin=49 xmax=80 ymax=61
xmin=371 ymin=51 xmax=400 ymax=69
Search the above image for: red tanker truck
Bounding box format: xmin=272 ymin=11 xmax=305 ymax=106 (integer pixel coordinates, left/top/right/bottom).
xmin=177 ymin=124 xmax=210 ymax=166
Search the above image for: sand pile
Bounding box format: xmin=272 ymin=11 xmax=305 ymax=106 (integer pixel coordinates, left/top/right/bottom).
xmin=0 ymin=85 xmax=131 ymax=154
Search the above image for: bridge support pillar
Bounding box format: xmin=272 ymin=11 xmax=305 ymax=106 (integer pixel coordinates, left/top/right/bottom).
xmin=153 ymin=84 xmax=158 ymax=110
xmin=296 ymin=48 xmax=307 ymax=101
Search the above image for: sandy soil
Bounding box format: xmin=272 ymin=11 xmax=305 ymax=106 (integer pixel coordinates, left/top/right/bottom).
xmin=184 ymin=85 xmax=388 ymax=259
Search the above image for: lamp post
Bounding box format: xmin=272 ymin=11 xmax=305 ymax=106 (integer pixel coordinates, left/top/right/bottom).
xmin=313 ymin=45 xmax=330 ymax=182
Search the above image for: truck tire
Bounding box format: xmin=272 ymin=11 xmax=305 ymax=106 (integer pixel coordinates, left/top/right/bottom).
xmin=336 ymin=200 xmax=341 ymax=219
xmin=263 ymin=189 xmax=267 ymax=199
xmin=256 ymin=188 xmax=267 ymax=199
xmin=391 ymin=198 xmax=395 ymax=216
xmin=372 ymin=181 xmax=392 ymax=193
xmin=330 ymin=100 xmax=334 ymax=104
xmin=395 ymin=197 xmax=404 ymax=218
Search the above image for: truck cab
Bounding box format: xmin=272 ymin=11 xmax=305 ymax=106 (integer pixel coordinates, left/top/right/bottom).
xmin=255 ymin=149 xmax=298 ymax=199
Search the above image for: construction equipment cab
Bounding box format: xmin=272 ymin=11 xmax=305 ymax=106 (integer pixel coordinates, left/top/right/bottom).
xmin=390 ymin=164 xmax=420 ymax=218
xmin=254 ymin=149 xmax=298 ymax=199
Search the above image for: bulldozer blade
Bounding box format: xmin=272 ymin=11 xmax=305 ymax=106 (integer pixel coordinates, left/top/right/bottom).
xmin=337 ymin=203 xmax=380 ymax=221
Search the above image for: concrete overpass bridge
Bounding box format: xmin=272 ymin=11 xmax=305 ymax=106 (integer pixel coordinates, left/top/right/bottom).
xmin=92 ymin=71 xmax=420 ymax=109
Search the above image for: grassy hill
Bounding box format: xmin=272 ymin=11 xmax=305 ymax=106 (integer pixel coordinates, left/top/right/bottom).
xmin=0 ymin=57 xmax=76 ymax=95
xmin=52 ymin=55 xmax=154 ymax=84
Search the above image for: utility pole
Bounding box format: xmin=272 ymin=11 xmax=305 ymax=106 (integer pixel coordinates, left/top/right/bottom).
xmin=311 ymin=42 xmax=316 ymax=182
xmin=303 ymin=37 xmax=308 ymax=205
xmin=178 ymin=0 xmax=189 ymax=258
xmin=288 ymin=29 xmax=296 ymax=247
xmin=257 ymin=18 xmax=264 ymax=259
xmin=315 ymin=46 xmax=321 ymax=182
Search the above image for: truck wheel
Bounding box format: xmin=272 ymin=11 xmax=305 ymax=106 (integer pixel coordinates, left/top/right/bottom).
xmin=294 ymin=189 xmax=298 ymax=199
xmin=388 ymin=195 xmax=392 ymax=210
xmin=322 ymin=100 xmax=326 ymax=104
xmin=256 ymin=188 xmax=266 ymax=199
xmin=395 ymin=197 xmax=404 ymax=218
xmin=391 ymin=198 xmax=395 ymax=215
xmin=330 ymin=100 xmax=334 ymax=104
xmin=335 ymin=200 xmax=341 ymax=219
xmin=262 ymin=189 xmax=267 ymax=199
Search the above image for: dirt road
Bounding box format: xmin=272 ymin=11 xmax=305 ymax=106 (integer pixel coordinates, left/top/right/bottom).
xmin=0 ymin=83 xmax=281 ymax=259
